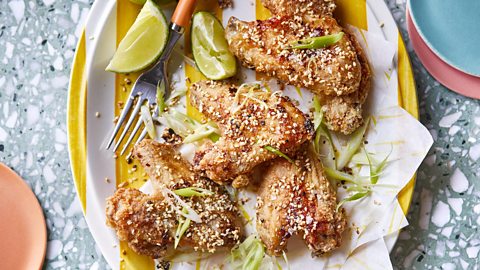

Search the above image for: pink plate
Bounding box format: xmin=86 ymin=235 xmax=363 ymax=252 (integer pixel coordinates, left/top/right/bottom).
xmin=0 ymin=163 xmax=46 ymax=270
xmin=407 ymin=10 xmax=480 ymax=99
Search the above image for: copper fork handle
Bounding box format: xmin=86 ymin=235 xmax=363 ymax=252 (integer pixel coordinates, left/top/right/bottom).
xmin=171 ymin=0 xmax=198 ymax=27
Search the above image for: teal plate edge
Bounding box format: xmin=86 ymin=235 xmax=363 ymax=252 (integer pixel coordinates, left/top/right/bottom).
xmin=408 ymin=0 xmax=480 ymax=77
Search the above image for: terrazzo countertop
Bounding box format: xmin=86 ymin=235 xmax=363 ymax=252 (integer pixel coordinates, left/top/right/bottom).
xmin=1 ymin=0 xmax=479 ymax=269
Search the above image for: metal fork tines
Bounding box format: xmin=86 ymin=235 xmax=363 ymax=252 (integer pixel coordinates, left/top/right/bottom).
xmin=105 ymin=78 xmax=159 ymax=156
xmin=105 ymin=23 xmax=184 ymax=157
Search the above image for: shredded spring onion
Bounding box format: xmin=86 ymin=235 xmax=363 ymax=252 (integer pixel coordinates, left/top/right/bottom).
xmin=162 ymin=110 xmax=220 ymax=143
xmin=264 ymin=145 xmax=295 ymax=165
xmin=140 ymin=105 xmax=157 ymax=139
xmin=282 ymin=251 xmax=290 ymax=270
xmin=231 ymin=82 xmax=271 ymax=114
xmin=167 ymin=88 xmax=187 ymax=105
xmin=157 ymin=79 xmax=186 ymax=114
xmin=336 ymin=191 xmax=370 ymax=211
xmin=157 ymin=80 xmax=166 ymax=114
xmin=174 ymin=187 xmax=214 ymax=197
xmin=312 ymin=96 xmax=336 ymax=169
xmin=336 ymin=118 xmax=370 ymax=170
xmin=229 ymin=235 xmax=265 ymax=270
xmin=314 ymin=124 xmax=336 ymax=169
xmin=238 ymin=203 xmax=252 ymax=224
xmin=183 ymin=122 xmax=219 ymax=144
xmin=161 ymin=187 xmax=202 ymax=223
xmin=334 ymin=147 xmax=392 ymax=211
xmin=290 ymin=32 xmax=344 ymax=50
xmin=295 ymin=86 xmax=303 ymax=98
xmin=364 ymin=148 xmax=376 ymax=185
xmin=364 ymin=147 xmax=392 ymax=185
xmin=163 ymin=111 xmax=195 ymax=138
xmin=350 ymin=151 xmax=379 ymax=166
xmin=324 ymin=167 xmax=356 ymax=183
xmin=174 ymin=207 xmax=191 ymax=249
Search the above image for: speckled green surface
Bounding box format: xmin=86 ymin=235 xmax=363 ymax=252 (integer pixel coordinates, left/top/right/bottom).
xmin=0 ymin=0 xmax=479 ymax=269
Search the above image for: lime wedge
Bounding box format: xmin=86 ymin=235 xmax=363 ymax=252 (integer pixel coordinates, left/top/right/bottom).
xmin=191 ymin=12 xmax=237 ymax=80
xmin=106 ymin=0 xmax=168 ymax=73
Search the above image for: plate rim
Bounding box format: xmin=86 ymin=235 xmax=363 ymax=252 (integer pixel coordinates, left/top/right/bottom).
xmin=406 ymin=10 xmax=480 ymax=99
xmin=67 ymin=0 xmax=419 ymax=266
xmin=407 ymin=0 xmax=480 ymax=77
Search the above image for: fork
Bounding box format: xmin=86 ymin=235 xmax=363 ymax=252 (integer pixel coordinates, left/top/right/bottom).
xmin=106 ymin=0 xmax=197 ymax=157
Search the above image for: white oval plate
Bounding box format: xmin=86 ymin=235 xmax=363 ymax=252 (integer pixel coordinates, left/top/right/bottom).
xmin=68 ymin=0 xmax=418 ymax=269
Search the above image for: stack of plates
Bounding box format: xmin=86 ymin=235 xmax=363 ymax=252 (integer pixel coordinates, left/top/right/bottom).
xmin=407 ymin=0 xmax=480 ymax=99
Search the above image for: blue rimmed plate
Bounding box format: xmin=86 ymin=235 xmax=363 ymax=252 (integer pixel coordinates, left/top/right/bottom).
xmin=408 ymin=0 xmax=480 ymax=77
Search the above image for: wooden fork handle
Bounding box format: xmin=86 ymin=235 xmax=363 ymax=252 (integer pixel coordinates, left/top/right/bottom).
xmin=171 ymin=0 xmax=198 ymax=27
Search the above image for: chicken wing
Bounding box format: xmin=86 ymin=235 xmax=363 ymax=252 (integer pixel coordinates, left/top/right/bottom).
xmin=132 ymin=139 xmax=194 ymax=191
xmin=225 ymin=12 xmax=371 ymax=134
xmin=261 ymin=0 xmax=336 ymax=17
xmin=190 ymin=80 xmax=314 ymax=184
xmin=106 ymin=140 xmax=242 ymax=258
xmin=256 ymin=146 xmax=346 ymax=256
xmin=318 ymin=33 xmax=371 ymax=133
xmin=225 ymin=16 xmax=362 ymax=97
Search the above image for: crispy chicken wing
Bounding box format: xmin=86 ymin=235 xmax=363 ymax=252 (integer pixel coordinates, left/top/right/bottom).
xmin=256 ymin=146 xmax=346 ymax=256
xmin=106 ymin=140 xmax=242 ymax=258
xmin=318 ymin=33 xmax=371 ymax=133
xmin=190 ymin=80 xmax=314 ymax=184
xmin=132 ymin=139 xmax=194 ymax=191
xmin=225 ymin=9 xmax=371 ymax=134
xmin=261 ymin=0 xmax=336 ymax=17
xmin=226 ymin=16 xmax=363 ymax=97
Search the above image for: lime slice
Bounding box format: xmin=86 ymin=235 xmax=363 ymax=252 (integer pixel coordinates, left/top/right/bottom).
xmin=106 ymin=0 xmax=168 ymax=73
xmin=191 ymin=12 xmax=237 ymax=80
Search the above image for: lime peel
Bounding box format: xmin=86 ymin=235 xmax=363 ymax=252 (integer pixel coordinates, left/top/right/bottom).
xmin=106 ymin=0 xmax=169 ymax=73
xmin=191 ymin=12 xmax=237 ymax=80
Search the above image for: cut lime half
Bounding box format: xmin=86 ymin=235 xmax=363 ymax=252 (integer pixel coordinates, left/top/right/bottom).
xmin=106 ymin=0 xmax=169 ymax=73
xmin=191 ymin=12 xmax=237 ymax=80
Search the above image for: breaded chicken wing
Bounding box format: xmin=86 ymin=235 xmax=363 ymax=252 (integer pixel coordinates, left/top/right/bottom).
xmin=225 ymin=16 xmax=362 ymax=97
xmin=261 ymin=0 xmax=336 ymax=17
xmin=106 ymin=140 xmax=242 ymax=258
xmin=133 ymin=139 xmax=194 ymax=191
xmin=318 ymin=33 xmax=371 ymax=133
xmin=190 ymin=80 xmax=314 ymax=184
xmin=225 ymin=12 xmax=371 ymax=134
xmin=256 ymin=146 xmax=346 ymax=256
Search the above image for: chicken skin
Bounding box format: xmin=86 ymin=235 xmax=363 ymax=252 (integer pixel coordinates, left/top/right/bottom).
xmin=256 ymin=146 xmax=346 ymax=256
xmin=190 ymin=80 xmax=314 ymax=184
xmin=226 ymin=16 xmax=362 ymax=97
xmin=318 ymin=34 xmax=371 ymax=134
xmin=106 ymin=140 xmax=242 ymax=258
xmin=225 ymin=2 xmax=371 ymax=134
